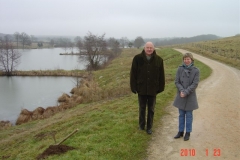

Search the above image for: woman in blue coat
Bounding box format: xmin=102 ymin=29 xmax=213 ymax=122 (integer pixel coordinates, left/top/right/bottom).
xmin=173 ymin=53 xmax=200 ymax=141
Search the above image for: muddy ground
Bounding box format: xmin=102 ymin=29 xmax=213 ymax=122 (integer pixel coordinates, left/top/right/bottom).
xmin=36 ymin=145 xmax=75 ymax=159
xmin=147 ymin=49 xmax=240 ymax=160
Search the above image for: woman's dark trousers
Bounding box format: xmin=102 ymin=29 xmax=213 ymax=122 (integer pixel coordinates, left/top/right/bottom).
xmin=138 ymin=94 xmax=156 ymax=130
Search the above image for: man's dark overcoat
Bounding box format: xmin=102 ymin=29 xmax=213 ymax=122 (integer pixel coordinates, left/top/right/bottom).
xmin=130 ymin=50 xmax=165 ymax=96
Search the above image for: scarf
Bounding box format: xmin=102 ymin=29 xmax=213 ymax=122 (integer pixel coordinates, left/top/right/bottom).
xmin=182 ymin=63 xmax=193 ymax=69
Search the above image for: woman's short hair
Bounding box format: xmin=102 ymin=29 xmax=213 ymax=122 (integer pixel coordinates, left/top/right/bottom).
xmin=183 ymin=53 xmax=194 ymax=61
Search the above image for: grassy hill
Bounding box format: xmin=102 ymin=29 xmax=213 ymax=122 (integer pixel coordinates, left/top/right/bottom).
xmin=166 ymin=35 xmax=240 ymax=69
xmin=0 ymin=48 xmax=211 ymax=160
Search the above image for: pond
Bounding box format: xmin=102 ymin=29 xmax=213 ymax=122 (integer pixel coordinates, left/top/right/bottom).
xmin=0 ymin=48 xmax=84 ymax=123
xmin=0 ymin=76 xmax=77 ymax=124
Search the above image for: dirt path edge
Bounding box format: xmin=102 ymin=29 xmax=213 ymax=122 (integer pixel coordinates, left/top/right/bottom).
xmin=147 ymin=49 xmax=240 ymax=160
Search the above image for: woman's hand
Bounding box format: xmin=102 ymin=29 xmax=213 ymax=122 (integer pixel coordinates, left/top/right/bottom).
xmin=180 ymin=91 xmax=185 ymax=98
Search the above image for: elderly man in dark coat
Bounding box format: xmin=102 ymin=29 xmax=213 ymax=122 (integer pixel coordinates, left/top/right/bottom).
xmin=130 ymin=42 xmax=165 ymax=134
xmin=173 ymin=52 xmax=200 ymax=141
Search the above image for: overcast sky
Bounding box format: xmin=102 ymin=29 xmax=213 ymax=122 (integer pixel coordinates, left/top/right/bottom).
xmin=0 ymin=0 xmax=239 ymax=39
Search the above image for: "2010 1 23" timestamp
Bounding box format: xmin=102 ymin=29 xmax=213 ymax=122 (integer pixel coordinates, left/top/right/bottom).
xmin=180 ymin=148 xmax=221 ymax=156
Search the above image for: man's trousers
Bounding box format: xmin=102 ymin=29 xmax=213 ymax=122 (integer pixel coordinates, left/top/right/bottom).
xmin=138 ymin=94 xmax=156 ymax=130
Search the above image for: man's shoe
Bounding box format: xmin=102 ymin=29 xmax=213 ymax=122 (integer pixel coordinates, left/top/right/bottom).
xmin=146 ymin=129 xmax=152 ymax=135
xmin=184 ymin=132 xmax=190 ymax=141
xmin=174 ymin=132 xmax=184 ymax=139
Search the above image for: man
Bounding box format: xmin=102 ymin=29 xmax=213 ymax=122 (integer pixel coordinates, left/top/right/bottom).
xmin=130 ymin=42 xmax=165 ymax=134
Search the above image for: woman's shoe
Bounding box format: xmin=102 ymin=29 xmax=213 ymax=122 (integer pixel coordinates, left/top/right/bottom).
xmin=184 ymin=132 xmax=190 ymax=141
xmin=174 ymin=132 xmax=184 ymax=139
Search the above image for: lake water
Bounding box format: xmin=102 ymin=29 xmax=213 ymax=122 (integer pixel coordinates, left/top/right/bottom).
xmin=0 ymin=48 xmax=84 ymax=123
xmin=18 ymin=48 xmax=87 ymax=70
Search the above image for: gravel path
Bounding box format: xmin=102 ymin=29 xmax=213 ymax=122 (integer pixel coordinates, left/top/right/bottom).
xmin=147 ymin=49 xmax=240 ymax=160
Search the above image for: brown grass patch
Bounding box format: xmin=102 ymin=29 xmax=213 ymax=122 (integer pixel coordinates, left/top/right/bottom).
xmin=16 ymin=109 xmax=33 ymax=125
xmin=43 ymin=106 xmax=59 ymax=118
xmin=58 ymin=103 xmax=70 ymax=111
xmin=0 ymin=121 xmax=12 ymax=130
xmin=70 ymin=87 xmax=77 ymax=94
xmin=32 ymin=107 xmax=45 ymax=120
xmin=58 ymin=93 xmax=70 ymax=102
xmin=75 ymin=96 xmax=83 ymax=103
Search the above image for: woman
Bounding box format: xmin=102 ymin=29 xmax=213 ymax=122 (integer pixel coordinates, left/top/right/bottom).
xmin=173 ymin=53 xmax=200 ymax=141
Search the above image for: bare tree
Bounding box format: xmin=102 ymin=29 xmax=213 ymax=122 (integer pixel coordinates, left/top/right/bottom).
xmin=119 ymin=37 xmax=129 ymax=48
xmin=37 ymin=42 xmax=43 ymax=48
xmin=80 ymin=32 xmax=107 ymax=72
xmin=0 ymin=37 xmax=2 ymax=52
xmin=50 ymin=39 xmax=55 ymax=47
xmin=59 ymin=38 xmax=70 ymax=53
xmin=30 ymin=35 xmax=38 ymax=43
xmin=0 ymin=35 xmax=21 ymax=76
xmin=14 ymin=32 xmax=20 ymax=49
xmin=68 ymin=41 xmax=74 ymax=54
xmin=19 ymin=32 xmax=31 ymax=49
xmin=107 ymin=37 xmax=116 ymax=49
xmin=128 ymin=41 xmax=133 ymax=48
xmin=74 ymin=36 xmax=83 ymax=54
xmin=107 ymin=37 xmax=121 ymax=57
xmin=134 ymin=36 xmax=145 ymax=49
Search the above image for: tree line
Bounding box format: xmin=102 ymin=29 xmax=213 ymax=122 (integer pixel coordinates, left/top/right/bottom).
xmin=0 ymin=32 xmax=146 ymax=50
xmin=0 ymin=31 xmax=146 ymax=75
xmin=44 ymin=35 xmax=145 ymax=53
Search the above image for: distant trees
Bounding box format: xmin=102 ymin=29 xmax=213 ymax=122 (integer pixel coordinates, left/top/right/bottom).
xmin=68 ymin=41 xmax=75 ymax=54
xmin=128 ymin=41 xmax=133 ymax=48
xmin=14 ymin=32 xmax=20 ymax=49
xmin=119 ymin=37 xmax=129 ymax=48
xmin=37 ymin=42 xmax=43 ymax=48
xmin=74 ymin=36 xmax=83 ymax=53
xmin=48 ymin=37 xmax=82 ymax=53
xmin=0 ymin=31 xmax=126 ymax=73
xmin=30 ymin=35 xmax=38 ymax=43
xmin=59 ymin=38 xmax=71 ymax=53
xmin=50 ymin=39 xmax=55 ymax=47
xmin=134 ymin=36 xmax=145 ymax=48
xmin=0 ymin=35 xmax=21 ymax=75
xmin=19 ymin=32 xmax=31 ymax=49
xmin=107 ymin=37 xmax=122 ymax=57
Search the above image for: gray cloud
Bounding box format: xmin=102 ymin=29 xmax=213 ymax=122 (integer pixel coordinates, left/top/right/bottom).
xmin=0 ymin=0 xmax=239 ymax=39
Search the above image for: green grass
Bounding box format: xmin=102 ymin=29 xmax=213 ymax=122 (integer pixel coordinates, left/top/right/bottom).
xmin=0 ymin=48 xmax=211 ymax=160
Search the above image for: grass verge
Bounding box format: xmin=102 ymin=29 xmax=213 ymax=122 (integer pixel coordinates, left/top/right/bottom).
xmin=166 ymin=35 xmax=240 ymax=70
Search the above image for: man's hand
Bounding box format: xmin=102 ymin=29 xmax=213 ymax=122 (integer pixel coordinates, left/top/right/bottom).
xmin=132 ymin=90 xmax=137 ymax=94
